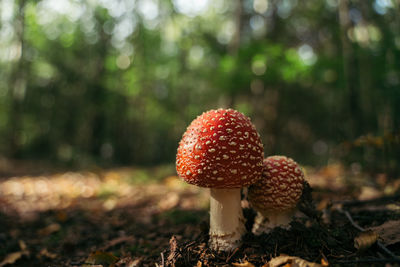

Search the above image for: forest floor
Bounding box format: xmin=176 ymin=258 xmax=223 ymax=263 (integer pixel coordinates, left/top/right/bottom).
xmin=0 ymin=158 xmax=399 ymax=267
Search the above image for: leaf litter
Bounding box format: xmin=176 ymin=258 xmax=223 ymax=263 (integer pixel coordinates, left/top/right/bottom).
xmin=0 ymin=164 xmax=399 ymax=266
xmin=0 ymin=241 xmax=29 ymax=267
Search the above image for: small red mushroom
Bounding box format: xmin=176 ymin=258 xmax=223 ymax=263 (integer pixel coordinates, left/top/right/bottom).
xmin=176 ymin=108 xmax=264 ymax=251
xmin=248 ymin=155 xmax=305 ymax=235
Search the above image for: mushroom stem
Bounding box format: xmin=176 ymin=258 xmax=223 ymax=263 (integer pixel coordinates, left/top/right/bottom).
xmin=252 ymin=210 xmax=294 ymax=235
xmin=209 ymin=188 xmax=245 ymax=251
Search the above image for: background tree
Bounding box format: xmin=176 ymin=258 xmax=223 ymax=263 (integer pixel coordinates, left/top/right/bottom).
xmin=0 ymin=0 xmax=398 ymax=176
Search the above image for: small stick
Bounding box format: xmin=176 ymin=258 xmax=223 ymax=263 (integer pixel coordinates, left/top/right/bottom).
xmin=343 ymin=210 xmax=364 ymax=231
xmin=160 ymin=252 xmax=165 ymax=267
xmin=226 ymin=247 xmax=239 ymax=262
xmin=183 ymin=241 xmax=196 ymax=249
xmin=342 ymin=209 xmax=400 ymax=260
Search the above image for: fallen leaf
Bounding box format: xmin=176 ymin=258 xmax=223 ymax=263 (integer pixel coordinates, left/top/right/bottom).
xmin=370 ymin=220 xmax=400 ymax=246
xmin=158 ymin=192 xmax=179 ymax=211
xmin=232 ymin=261 xmax=255 ymax=267
xmin=18 ymin=240 xmax=27 ymax=251
xmin=0 ymin=240 xmax=29 ymax=267
xmin=127 ymin=257 xmax=142 ymax=267
xmin=0 ymin=252 xmax=26 ymax=267
xmin=38 ymin=248 xmax=57 ymax=259
xmin=101 ymin=235 xmax=135 ymax=250
xmin=354 ymin=230 xmax=379 ymax=250
xmin=84 ymin=251 xmax=119 ymax=267
xmin=114 ymin=256 xmax=141 ymax=267
xmin=268 ymin=255 xmax=322 ymax=267
xmin=38 ymin=223 xmax=61 ymax=236
xmin=358 ymin=187 xmax=382 ymax=201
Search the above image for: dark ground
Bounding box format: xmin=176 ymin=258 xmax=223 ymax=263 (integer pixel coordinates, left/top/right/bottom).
xmin=0 ymin=160 xmax=399 ymax=267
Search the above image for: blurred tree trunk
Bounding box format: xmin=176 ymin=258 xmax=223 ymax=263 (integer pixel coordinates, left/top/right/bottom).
xmin=227 ymin=0 xmax=243 ymax=108
xmin=7 ymin=0 xmax=27 ymax=157
xmin=228 ymin=0 xmax=243 ymax=55
xmin=370 ymin=2 xmax=400 ymax=134
xmin=357 ymin=2 xmax=376 ymax=134
xmin=393 ymin=4 xmax=400 ymax=135
xmin=338 ymin=0 xmax=363 ymax=138
xmin=88 ymin=29 xmax=109 ymax=157
xmin=365 ymin=2 xmax=400 ymax=176
xmin=394 ymin=3 xmax=400 ymax=133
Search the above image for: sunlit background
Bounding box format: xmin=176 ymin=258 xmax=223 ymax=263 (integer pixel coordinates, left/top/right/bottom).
xmin=0 ymin=0 xmax=399 ymax=176
xmin=0 ymin=2 xmax=400 ymax=265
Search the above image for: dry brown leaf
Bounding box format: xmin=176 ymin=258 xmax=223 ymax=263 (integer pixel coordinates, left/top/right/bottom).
xmin=101 ymin=235 xmax=135 ymax=250
xmin=354 ymin=230 xmax=379 ymax=250
xmin=0 ymin=252 xmax=26 ymax=267
xmin=115 ymin=256 xmax=143 ymax=267
xmin=38 ymin=223 xmax=61 ymax=236
xmin=83 ymin=251 xmax=119 ymax=267
xmin=232 ymin=261 xmax=255 ymax=267
xmin=18 ymin=240 xmax=27 ymax=251
xmin=268 ymin=255 xmax=323 ymax=267
xmin=128 ymin=258 xmax=143 ymax=267
xmin=320 ymin=257 xmax=329 ymax=266
xmin=358 ymin=187 xmax=382 ymax=201
xmin=158 ymin=192 xmax=179 ymax=211
xmin=127 ymin=258 xmax=143 ymax=267
xmin=370 ymin=220 xmax=400 ymax=246
xmin=38 ymin=248 xmax=57 ymax=259
xmin=0 ymin=240 xmax=29 ymax=267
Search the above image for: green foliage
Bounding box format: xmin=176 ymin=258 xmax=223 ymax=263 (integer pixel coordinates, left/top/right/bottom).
xmin=0 ymin=0 xmax=399 ymax=175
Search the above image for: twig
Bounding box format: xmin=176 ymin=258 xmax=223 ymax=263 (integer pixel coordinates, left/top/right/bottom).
xmin=226 ymin=247 xmax=239 ymax=262
xmin=341 ymin=209 xmax=400 ymax=260
xmin=160 ymin=252 xmax=164 ymax=267
xmin=183 ymin=241 xmax=196 ymax=249
xmin=343 ymin=210 xmax=363 ymax=231
xmin=377 ymin=243 xmax=399 ymax=259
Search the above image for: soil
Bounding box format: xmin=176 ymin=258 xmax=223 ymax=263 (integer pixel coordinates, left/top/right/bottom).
xmin=0 ymin=162 xmax=399 ymax=267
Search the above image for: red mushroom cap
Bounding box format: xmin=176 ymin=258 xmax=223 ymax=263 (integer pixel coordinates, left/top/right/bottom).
xmin=248 ymin=155 xmax=305 ymax=212
xmin=176 ymin=109 xmax=264 ymax=188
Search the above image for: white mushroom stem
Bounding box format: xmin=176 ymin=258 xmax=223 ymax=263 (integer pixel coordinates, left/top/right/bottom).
xmin=252 ymin=210 xmax=294 ymax=235
xmin=209 ymin=188 xmax=246 ymax=251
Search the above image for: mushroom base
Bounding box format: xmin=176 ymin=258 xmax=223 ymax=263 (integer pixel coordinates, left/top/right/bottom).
xmin=252 ymin=210 xmax=294 ymax=235
xmin=209 ymin=188 xmax=245 ymax=251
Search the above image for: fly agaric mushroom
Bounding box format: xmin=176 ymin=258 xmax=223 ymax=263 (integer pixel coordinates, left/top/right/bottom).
xmin=176 ymin=108 xmax=264 ymax=251
xmin=248 ymin=155 xmax=305 ymax=235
